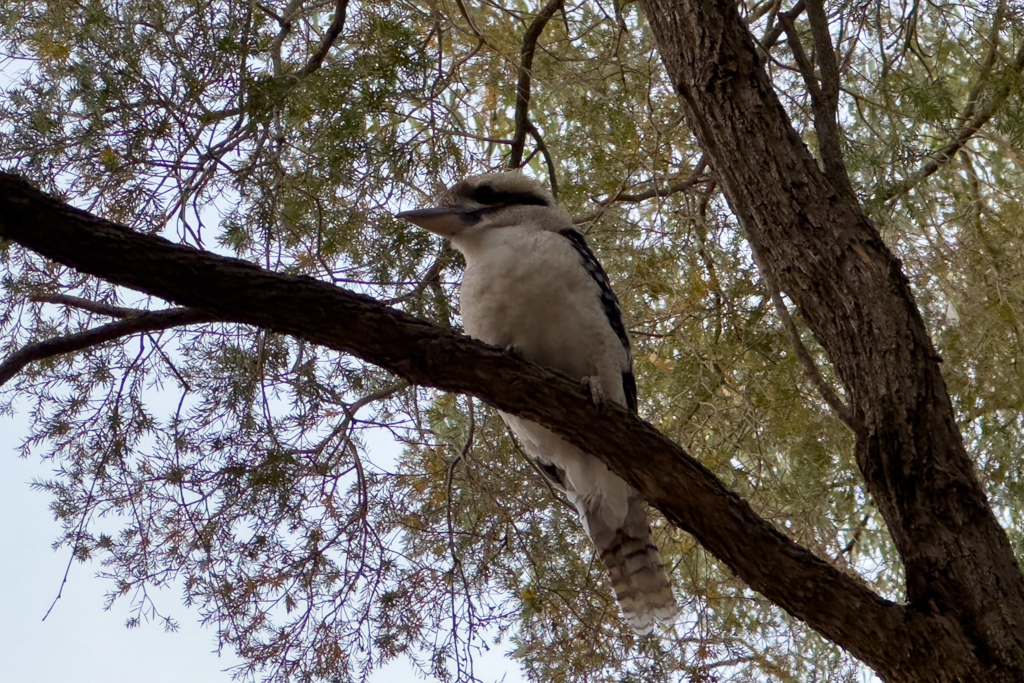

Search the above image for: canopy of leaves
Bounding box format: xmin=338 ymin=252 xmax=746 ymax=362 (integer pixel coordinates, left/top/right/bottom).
xmin=1 ymin=0 xmax=1023 ymax=681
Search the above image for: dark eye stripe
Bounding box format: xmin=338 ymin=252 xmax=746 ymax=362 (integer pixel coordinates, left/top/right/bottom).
xmin=472 ymin=184 xmax=550 ymax=207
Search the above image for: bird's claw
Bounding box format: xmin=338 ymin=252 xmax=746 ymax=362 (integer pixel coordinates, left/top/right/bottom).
xmin=582 ymin=376 xmax=605 ymax=406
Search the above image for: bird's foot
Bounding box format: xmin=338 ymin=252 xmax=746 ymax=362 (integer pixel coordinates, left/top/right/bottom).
xmin=582 ymin=376 xmax=605 ymax=406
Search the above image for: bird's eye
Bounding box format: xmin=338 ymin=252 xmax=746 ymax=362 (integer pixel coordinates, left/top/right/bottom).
xmin=472 ymin=184 xmax=502 ymax=205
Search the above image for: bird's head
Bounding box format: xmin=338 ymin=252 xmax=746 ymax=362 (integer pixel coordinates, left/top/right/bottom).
xmin=396 ymin=172 xmax=561 ymax=240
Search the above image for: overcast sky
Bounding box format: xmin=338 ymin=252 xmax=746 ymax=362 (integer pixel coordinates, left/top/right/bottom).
xmin=0 ymin=408 xmax=523 ymax=683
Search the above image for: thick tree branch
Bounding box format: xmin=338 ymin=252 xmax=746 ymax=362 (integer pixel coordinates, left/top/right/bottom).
xmin=0 ymin=307 xmax=217 ymax=387
xmin=0 ymin=171 xmax=954 ymax=678
xmin=508 ymin=0 xmax=563 ymax=170
xmin=638 ymin=0 xmax=1024 ymax=679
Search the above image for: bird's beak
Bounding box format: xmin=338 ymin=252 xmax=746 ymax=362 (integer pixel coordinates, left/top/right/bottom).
xmin=395 ymin=207 xmax=472 ymax=238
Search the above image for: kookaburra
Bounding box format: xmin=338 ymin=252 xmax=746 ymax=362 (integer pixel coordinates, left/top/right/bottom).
xmin=397 ymin=172 xmax=679 ymax=634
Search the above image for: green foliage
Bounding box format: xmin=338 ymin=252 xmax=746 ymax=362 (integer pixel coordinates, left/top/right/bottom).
xmin=2 ymin=0 xmax=1024 ymax=681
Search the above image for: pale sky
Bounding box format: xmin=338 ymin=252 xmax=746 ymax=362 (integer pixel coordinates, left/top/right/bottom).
xmin=0 ymin=409 xmax=524 ymax=683
xmin=0 ymin=411 xmax=247 ymax=682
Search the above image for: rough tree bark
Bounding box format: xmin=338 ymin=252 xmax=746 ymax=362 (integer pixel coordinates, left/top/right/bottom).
xmin=2 ymin=2 xmax=1023 ymax=682
xmin=637 ymin=0 xmax=1024 ymax=680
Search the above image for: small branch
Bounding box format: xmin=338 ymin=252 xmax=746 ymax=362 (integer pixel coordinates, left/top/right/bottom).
xmin=751 ymin=242 xmax=857 ymax=428
xmin=300 ymin=0 xmax=350 ymax=75
xmin=601 ymin=158 xmax=709 ymax=204
xmin=834 ymin=513 xmax=871 ymax=564
xmin=29 ymin=293 xmax=137 ymax=318
xmin=269 ymin=0 xmax=305 ymax=77
xmin=768 ymin=285 xmax=857 ymax=430
xmin=0 ymin=308 xmax=218 ymax=387
xmin=527 ymin=123 xmax=559 ymax=196
xmin=780 ymin=5 xmax=854 ymax=200
xmin=383 ymin=245 xmax=453 ymax=306
xmin=805 ymin=0 xmax=840 ymax=116
xmin=508 ymin=0 xmax=564 ymax=169
xmin=759 ymin=0 xmax=805 ymax=56
xmin=804 ymin=0 xmax=855 ymax=199
xmin=574 ymin=158 xmax=709 ymax=224
xmin=878 ymin=1 xmax=1021 ymax=204
xmin=255 ymin=3 xmax=283 ymax=23
xmin=958 ymin=0 xmax=1006 ymax=126
xmin=452 ymin=0 xmax=485 ymax=41
xmin=310 ymin=380 xmax=409 ymax=458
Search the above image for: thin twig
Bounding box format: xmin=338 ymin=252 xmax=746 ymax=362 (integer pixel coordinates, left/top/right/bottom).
xmin=601 ymin=159 xmax=709 ymax=204
xmin=444 ymin=400 xmax=476 ymax=652
xmin=527 ymin=122 xmax=559 ymax=196
xmin=44 ymin=341 xmax=149 ymax=621
xmin=574 ymin=158 xmax=710 ymax=224
xmin=383 ymin=246 xmax=453 ymax=306
xmin=29 ymin=293 xmax=137 ymax=318
xmin=310 ymin=380 xmax=409 ymax=458
xmin=768 ymin=285 xmax=857 ymax=429
xmin=0 ymin=308 xmax=217 ymax=387
xmin=508 ymin=0 xmax=564 ymax=170
xmin=444 ymin=400 xmax=476 ymax=567
xmin=878 ymin=1 xmax=1020 ymax=203
xmin=752 ymin=244 xmax=857 ymax=428
xmin=834 ymin=513 xmax=871 ymax=564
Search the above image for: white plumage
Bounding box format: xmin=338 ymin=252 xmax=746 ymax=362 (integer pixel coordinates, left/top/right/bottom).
xmin=398 ymin=172 xmax=678 ymax=634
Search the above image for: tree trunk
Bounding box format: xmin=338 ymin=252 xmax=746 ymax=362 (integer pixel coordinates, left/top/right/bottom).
xmin=637 ymin=0 xmax=1024 ymax=680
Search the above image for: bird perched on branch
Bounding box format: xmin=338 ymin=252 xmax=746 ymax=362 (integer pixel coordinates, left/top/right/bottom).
xmin=397 ymin=172 xmax=678 ymax=634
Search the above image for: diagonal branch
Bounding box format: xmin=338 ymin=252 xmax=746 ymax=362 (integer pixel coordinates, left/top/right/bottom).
xmin=574 ymin=158 xmax=710 ymax=224
xmin=878 ymin=1 xmax=1021 ymax=204
xmin=758 ymin=0 xmax=805 ymax=56
xmin=803 ymin=0 xmax=855 ymax=199
xmin=269 ymin=0 xmax=306 ymax=77
xmin=29 ymin=293 xmax=138 ymax=318
xmin=527 ymin=123 xmax=559 ymax=196
xmin=779 ymin=5 xmax=854 ymax=199
xmin=0 ymin=171 xmax=939 ymax=675
xmin=508 ymin=0 xmax=563 ymax=171
xmin=0 ymin=307 xmax=217 ymax=387
xmin=765 ymin=278 xmax=857 ymax=429
xmin=383 ymin=245 xmax=453 ymax=306
xmin=300 ymin=0 xmax=351 ymax=75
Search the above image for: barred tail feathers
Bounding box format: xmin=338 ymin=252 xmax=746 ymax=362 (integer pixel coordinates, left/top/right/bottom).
xmin=501 ymin=412 xmax=678 ymax=633
xmin=599 ymin=520 xmax=679 ymax=635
